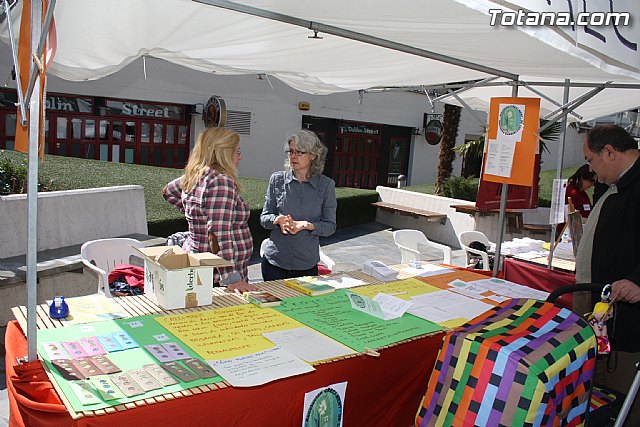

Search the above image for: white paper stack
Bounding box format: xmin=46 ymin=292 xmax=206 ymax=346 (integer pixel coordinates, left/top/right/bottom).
xmin=362 ymin=260 xmax=399 ymax=281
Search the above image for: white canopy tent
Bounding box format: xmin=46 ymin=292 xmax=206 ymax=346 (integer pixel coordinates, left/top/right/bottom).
xmin=3 ymin=0 xmax=639 ymax=92
xmin=1 ymin=0 xmax=638 ymax=360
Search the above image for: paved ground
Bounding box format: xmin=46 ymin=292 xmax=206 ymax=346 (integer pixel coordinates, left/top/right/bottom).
xmin=0 ymin=222 xmax=465 ymax=426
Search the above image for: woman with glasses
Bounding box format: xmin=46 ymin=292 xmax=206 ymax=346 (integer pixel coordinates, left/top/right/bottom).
xmin=260 ymin=129 xmax=337 ymax=281
xmin=162 ymin=127 xmax=257 ymax=293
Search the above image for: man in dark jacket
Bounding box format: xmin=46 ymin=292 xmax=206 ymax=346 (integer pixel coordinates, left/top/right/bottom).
xmin=576 ymin=124 xmax=640 ymax=424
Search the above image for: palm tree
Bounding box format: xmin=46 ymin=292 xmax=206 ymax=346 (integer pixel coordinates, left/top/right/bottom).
xmin=454 ymin=119 xmax=563 ymax=166
xmin=434 ymin=104 xmax=462 ymax=195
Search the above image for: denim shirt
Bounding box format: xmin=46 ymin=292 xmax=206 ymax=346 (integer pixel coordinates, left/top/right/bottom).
xmin=260 ymin=171 xmax=337 ymax=270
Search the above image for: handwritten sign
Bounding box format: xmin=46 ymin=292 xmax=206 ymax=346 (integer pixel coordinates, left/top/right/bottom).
xmin=208 ymin=346 xmax=314 ymax=387
xmin=275 ymin=290 xmax=442 ymax=352
xmin=156 ymin=305 xmax=304 ymax=359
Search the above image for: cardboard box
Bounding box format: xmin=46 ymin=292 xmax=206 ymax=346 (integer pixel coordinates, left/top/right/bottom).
xmin=134 ymin=246 xmax=233 ymax=310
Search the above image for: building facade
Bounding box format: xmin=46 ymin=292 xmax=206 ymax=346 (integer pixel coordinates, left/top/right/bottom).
xmin=0 ymin=53 xmax=586 ymax=187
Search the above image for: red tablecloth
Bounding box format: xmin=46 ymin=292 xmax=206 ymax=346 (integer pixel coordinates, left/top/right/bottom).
xmin=5 ymin=320 xmax=443 ymax=427
xmin=502 ymin=257 xmax=576 ymax=309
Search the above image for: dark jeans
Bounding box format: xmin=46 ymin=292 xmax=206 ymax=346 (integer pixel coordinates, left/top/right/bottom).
xmin=261 ymin=257 xmax=318 ymax=282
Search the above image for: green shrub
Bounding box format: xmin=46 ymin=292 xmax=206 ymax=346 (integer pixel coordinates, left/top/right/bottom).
xmin=0 ymin=151 xmax=60 ymax=194
xmin=441 ymin=176 xmax=479 ymax=202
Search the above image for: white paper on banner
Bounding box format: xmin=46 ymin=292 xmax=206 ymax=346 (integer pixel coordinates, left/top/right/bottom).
xmin=263 ymin=327 xmax=356 ymax=363
xmin=345 ymin=290 xmax=412 ymax=320
xmin=303 ymin=382 xmax=347 ymax=427
xmin=485 ymin=139 xmax=516 ymax=177
xmin=467 ymin=278 xmax=549 ymax=300
xmin=409 ymin=290 xmax=493 ymax=323
xmin=497 ymin=103 xmax=526 ymax=142
xmin=207 ymin=346 xmax=314 ymax=387
xmin=550 ymin=179 xmax=568 ymax=225
xmin=487 ymin=294 xmax=511 ymax=303
xmin=447 ymin=279 xmax=489 ymax=299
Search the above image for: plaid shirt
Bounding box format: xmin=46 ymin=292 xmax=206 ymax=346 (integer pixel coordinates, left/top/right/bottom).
xmin=163 ymin=169 xmax=253 ymax=283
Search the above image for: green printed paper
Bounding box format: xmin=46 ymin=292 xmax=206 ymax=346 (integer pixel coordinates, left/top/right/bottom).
xmin=37 ymin=314 xmax=223 ymax=412
xmin=274 ymin=290 xmax=443 ymax=352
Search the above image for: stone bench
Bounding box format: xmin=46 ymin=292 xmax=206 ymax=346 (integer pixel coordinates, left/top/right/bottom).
xmin=0 ymin=185 xmax=163 ymax=326
xmin=371 ymin=201 xmax=447 ymax=224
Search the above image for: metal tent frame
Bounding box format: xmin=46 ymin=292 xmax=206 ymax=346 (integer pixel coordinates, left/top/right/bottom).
xmin=5 ymin=0 xmax=639 ymax=363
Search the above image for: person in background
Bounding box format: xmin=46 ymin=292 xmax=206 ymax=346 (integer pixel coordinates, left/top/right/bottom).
xmin=576 ymin=124 xmax=640 ymax=424
xmin=260 ymin=130 xmax=337 ymax=281
xmin=555 ymin=164 xmax=596 ymax=237
xmin=163 ymin=127 xmax=257 ymax=293
xmin=565 ymin=164 xmax=597 ymax=219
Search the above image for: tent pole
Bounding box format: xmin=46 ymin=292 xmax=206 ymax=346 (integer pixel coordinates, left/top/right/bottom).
xmin=492 ymin=82 xmax=519 ymax=277
xmin=548 ymin=79 xmax=570 ymax=269
xmin=25 ymin=0 xmax=43 ymax=363
xmin=541 ymin=84 xmax=610 ymax=129
xmin=195 ymin=0 xmax=519 ymax=81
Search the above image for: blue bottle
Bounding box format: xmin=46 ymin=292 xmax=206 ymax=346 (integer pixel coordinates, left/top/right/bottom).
xmin=49 ymin=296 xmax=70 ymax=319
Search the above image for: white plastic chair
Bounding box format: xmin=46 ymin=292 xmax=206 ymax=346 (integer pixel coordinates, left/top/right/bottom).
xmin=260 ymin=239 xmax=335 ymax=273
xmin=80 ymin=238 xmax=145 ymax=297
xmin=392 ymin=229 xmax=452 ymax=265
xmin=457 ymin=230 xmax=494 ymax=271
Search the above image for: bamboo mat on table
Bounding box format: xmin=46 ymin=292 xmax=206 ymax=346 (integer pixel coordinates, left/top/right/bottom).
xmin=10 ymin=270 xmax=444 ymax=420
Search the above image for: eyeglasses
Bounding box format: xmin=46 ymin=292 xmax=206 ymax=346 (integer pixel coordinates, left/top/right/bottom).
xmin=235 ymin=148 xmax=242 ymax=156
xmin=285 ymin=149 xmax=308 ymax=156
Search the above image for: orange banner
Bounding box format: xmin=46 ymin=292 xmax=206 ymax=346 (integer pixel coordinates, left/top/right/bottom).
xmin=482 ymin=97 xmax=540 ymax=186
xmin=15 ymin=0 xmax=48 ymax=158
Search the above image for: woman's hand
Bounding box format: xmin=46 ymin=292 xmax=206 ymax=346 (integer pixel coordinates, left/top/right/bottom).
xmin=274 ymin=215 xmax=292 ymax=234
xmin=227 ymin=280 xmax=258 ymax=293
xmin=286 ymin=220 xmax=314 ymax=235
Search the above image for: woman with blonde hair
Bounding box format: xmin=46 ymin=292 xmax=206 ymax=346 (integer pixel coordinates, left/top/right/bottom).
xmin=163 ymin=127 xmax=257 ymax=292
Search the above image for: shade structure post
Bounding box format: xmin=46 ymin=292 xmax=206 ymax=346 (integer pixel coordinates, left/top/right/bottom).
xmin=492 ymin=82 xmax=519 ymax=277
xmin=25 ymin=0 xmax=44 ymax=363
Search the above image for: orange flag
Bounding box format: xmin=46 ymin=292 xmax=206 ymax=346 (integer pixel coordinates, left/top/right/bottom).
xmin=14 ymin=0 xmax=49 ymax=158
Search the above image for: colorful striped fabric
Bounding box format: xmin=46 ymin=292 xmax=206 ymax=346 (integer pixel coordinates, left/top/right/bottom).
xmin=416 ymin=299 xmax=597 ymax=427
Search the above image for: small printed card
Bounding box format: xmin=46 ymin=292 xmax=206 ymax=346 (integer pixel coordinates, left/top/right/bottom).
xmin=90 ymin=375 xmax=125 ymax=401
xmin=162 ymin=342 xmax=191 ymax=360
xmin=79 ymin=337 xmax=107 ymax=356
xmin=344 ymin=290 xmax=413 ymax=320
xmin=41 ymin=342 xmax=70 ymax=360
xmin=72 ymin=357 xmax=102 ymax=378
xmin=184 ymin=358 xmax=218 ymax=378
xmin=52 ymin=359 xmax=85 ymax=381
xmin=97 ymin=334 xmax=124 ymax=352
xmin=110 ymin=372 xmax=145 ymax=397
xmin=61 ymin=341 xmax=89 ymax=359
xmin=161 ymin=361 xmax=200 ymax=382
xmin=67 ymin=380 xmax=102 ymax=405
xmin=143 ymin=364 xmax=178 ymax=386
xmin=111 ymin=331 xmax=139 ymax=349
xmin=128 ymin=368 xmax=163 ymax=391
xmin=91 ymin=355 xmax=121 ymax=374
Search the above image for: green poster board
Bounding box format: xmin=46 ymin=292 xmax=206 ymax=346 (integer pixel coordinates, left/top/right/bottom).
xmin=37 ymin=314 xmax=223 ymax=412
xmin=275 ymin=290 xmax=443 ymax=352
